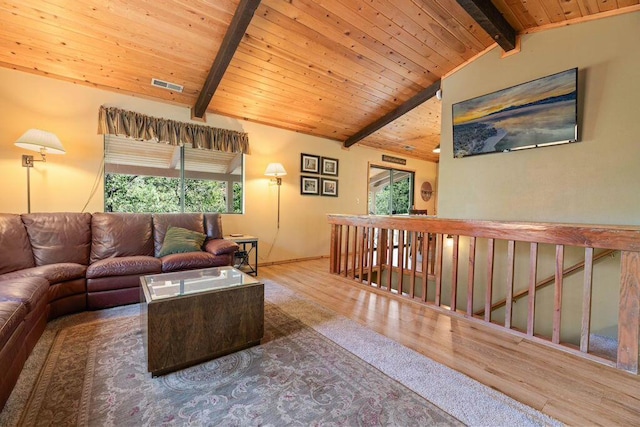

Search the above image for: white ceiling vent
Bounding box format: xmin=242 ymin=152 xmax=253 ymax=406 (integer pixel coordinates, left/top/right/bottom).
xmin=151 ymin=78 xmax=183 ymax=93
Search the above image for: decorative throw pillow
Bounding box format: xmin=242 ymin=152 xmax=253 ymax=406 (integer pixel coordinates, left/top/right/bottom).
xmin=158 ymin=226 xmax=206 ymax=257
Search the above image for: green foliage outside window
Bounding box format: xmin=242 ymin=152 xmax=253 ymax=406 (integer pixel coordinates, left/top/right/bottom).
xmin=105 ymin=174 xmax=242 ymax=213
xmin=374 ymin=178 xmax=411 ymax=215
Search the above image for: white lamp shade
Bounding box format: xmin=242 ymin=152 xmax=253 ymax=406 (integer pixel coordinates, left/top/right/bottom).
xmin=264 ymin=162 xmax=287 ymax=177
xmin=432 ymin=144 xmax=440 ymax=154
xmin=14 ymin=129 xmax=66 ymax=154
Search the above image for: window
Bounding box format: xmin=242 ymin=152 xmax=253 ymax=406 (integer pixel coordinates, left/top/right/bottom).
xmin=368 ymin=165 xmax=414 ymax=215
xmin=104 ymin=135 xmax=243 ymax=213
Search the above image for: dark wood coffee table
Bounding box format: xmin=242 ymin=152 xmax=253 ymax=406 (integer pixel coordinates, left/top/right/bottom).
xmin=140 ymin=266 xmax=264 ymax=376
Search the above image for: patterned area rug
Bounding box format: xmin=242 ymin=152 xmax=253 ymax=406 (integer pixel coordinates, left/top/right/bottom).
xmin=17 ymin=302 xmax=462 ymax=426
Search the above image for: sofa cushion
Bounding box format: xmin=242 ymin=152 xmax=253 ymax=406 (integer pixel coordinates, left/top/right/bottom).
xmin=0 ymin=277 xmax=49 ymax=312
xmin=204 ymin=239 xmax=239 ymax=255
xmin=0 ymin=214 xmax=35 ymax=275
xmin=90 ymin=213 xmax=154 ymax=263
xmin=0 ymin=301 xmax=27 ymax=349
xmin=160 ymin=252 xmax=222 ymax=272
xmin=153 ymin=213 xmax=204 ymax=257
xmin=158 ymin=227 xmax=206 ymax=257
xmin=0 ymin=263 xmax=86 ymax=285
xmin=86 ymin=256 xmax=162 ymax=279
xmin=21 ymin=213 xmax=92 ymax=266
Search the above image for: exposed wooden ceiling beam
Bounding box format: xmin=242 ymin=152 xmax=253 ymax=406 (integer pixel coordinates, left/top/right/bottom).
xmin=456 ymin=0 xmax=517 ymax=51
xmin=344 ymin=80 xmax=441 ymax=148
xmin=192 ymin=0 xmax=262 ymax=119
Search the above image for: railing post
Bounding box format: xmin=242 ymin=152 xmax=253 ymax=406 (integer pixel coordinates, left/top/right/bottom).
xmin=329 ymin=224 xmax=339 ymax=273
xmin=617 ymin=250 xmax=640 ymax=373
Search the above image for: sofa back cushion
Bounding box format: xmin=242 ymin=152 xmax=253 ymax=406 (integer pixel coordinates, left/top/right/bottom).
xmin=21 ymin=213 xmax=92 ymax=266
xmin=152 ymin=213 xmax=204 ymax=257
xmin=203 ymin=213 xmax=224 ymax=239
xmin=90 ymin=213 xmax=154 ymax=263
xmin=0 ymin=214 xmax=35 ymax=274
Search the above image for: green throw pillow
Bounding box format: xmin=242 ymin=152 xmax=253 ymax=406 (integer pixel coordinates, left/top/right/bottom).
xmin=158 ymin=226 xmax=206 ymax=257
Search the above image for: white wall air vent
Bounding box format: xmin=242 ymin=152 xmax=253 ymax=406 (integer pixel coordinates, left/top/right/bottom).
xmin=151 ymin=78 xmax=183 ymax=93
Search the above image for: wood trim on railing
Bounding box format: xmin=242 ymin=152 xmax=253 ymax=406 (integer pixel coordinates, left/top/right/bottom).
xmin=327 ymin=215 xmax=640 ymax=251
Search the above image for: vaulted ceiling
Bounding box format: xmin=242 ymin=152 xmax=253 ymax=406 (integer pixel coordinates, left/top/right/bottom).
xmin=1 ymin=1 xmax=637 ymax=162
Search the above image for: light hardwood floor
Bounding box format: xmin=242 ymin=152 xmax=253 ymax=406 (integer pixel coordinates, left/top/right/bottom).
xmin=260 ymin=258 xmax=640 ymax=426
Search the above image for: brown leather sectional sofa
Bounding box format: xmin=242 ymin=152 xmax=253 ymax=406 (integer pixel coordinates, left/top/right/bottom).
xmin=0 ymin=212 xmax=239 ymax=410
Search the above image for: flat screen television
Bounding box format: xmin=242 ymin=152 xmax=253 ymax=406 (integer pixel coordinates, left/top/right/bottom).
xmin=452 ymin=68 xmax=578 ymax=158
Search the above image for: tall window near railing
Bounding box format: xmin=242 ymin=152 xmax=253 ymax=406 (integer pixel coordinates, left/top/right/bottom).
xmin=368 ymin=165 xmax=414 ymax=215
xmin=104 ymin=135 xmax=243 ymax=213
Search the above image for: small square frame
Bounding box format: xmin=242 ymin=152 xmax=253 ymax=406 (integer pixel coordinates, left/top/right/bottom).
xmin=300 ymin=176 xmax=320 ymax=195
xmin=301 ymin=153 xmax=320 ymax=174
xmin=321 ymin=178 xmax=338 ymax=197
xmin=321 ymin=157 xmax=339 ymax=176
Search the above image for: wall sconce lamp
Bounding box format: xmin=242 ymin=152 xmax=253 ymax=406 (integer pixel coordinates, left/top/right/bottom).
xmin=264 ymin=162 xmax=287 ymax=228
xmin=14 ymin=129 xmax=66 ymax=213
xmin=432 ymin=144 xmax=441 ymax=154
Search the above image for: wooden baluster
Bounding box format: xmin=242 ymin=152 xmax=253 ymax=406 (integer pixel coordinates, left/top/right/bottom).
xmin=617 ymin=251 xmax=640 ymax=373
xmin=398 ymin=230 xmax=405 ymax=295
xmin=485 ymin=238 xmax=495 ymax=322
xmin=387 ymin=229 xmax=395 ymax=292
xmin=421 ymin=231 xmax=429 ymax=302
xmin=367 ymin=227 xmax=374 ymax=286
xmin=580 ymin=247 xmax=594 ymax=353
xmin=451 ymin=235 xmax=459 ymax=312
xmin=435 ymin=234 xmax=443 ymax=306
xmin=467 ymin=237 xmax=476 ymax=316
xmin=358 ymin=226 xmax=366 ymax=283
xmin=429 ymin=233 xmax=436 ymax=275
xmin=467 ymin=237 xmax=476 ymax=317
xmin=505 ymin=240 xmax=515 ymax=329
xmin=350 ymin=226 xmax=358 ymax=280
xmin=336 ymin=226 xmax=344 ymax=274
xmin=410 ymin=231 xmax=418 ymax=299
xmin=376 ymin=228 xmax=386 ymax=289
xmin=552 ymin=245 xmax=564 ymax=344
xmin=343 ymin=226 xmax=350 ymax=277
xmin=329 ymin=224 xmax=337 ymax=273
xmin=527 ymin=243 xmax=538 ymax=336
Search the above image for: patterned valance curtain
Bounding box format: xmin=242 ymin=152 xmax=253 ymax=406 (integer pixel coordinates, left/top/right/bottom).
xmin=98 ymin=106 xmax=250 ymax=154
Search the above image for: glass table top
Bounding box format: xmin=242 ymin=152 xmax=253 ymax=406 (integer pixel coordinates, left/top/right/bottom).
xmin=141 ymin=266 xmax=260 ymax=301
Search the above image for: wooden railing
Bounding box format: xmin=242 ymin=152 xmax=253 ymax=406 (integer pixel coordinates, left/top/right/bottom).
xmin=328 ymin=214 xmax=640 ymax=373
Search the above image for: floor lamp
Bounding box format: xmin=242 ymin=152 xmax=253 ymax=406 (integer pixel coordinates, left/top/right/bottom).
xmin=14 ymin=129 xmax=66 ymax=213
xmin=264 ymin=163 xmax=287 ymax=228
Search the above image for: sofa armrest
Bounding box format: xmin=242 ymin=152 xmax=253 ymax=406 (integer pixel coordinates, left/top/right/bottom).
xmin=203 ymin=239 xmax=239 ymax=255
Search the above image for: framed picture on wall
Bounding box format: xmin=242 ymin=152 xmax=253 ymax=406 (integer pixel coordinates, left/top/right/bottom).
xmin=321 ymin=157 xmax=338 ymax=176
xmin=301 ymin=153 xmax=320 ymax=174
xmin=321 ymin=178 xmax=338 ymax=197
xmin=300 ymin=176 xmax=320 ymax=195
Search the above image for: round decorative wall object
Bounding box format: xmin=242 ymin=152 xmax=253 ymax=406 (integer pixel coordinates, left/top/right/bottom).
xmin=420 ymin=181 xmax=433 ymax=201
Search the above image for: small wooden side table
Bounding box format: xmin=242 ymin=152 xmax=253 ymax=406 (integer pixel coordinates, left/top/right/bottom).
xmin=225 ymin=235 xmax=259 ymax=276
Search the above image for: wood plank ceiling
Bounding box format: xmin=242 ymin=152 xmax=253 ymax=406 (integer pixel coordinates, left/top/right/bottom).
xmin=1 ymin=0 xmax=638 ymax=162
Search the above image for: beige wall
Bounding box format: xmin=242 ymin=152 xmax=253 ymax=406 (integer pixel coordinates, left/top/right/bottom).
xmin=0 ymin=67 xmax=437 ymax=264
xmin=438 ymin=12 xmax=640 ymax=226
